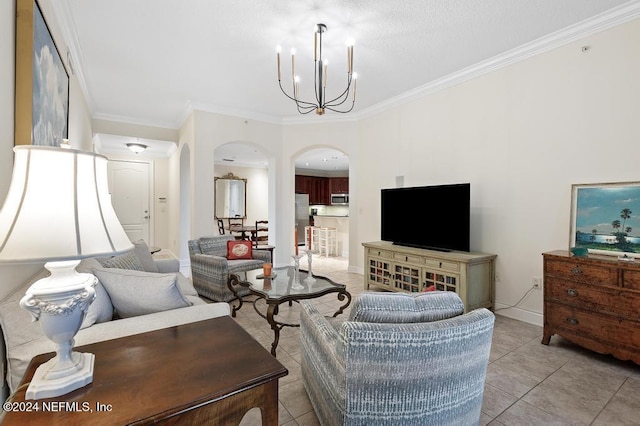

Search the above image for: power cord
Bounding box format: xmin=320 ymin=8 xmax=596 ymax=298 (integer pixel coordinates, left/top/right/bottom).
xmin=494 ymin=285 xmax=537 ymax=312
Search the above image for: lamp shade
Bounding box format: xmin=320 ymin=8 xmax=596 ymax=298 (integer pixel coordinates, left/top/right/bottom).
xmin=0 ymin=146 xmax=133 ymax=262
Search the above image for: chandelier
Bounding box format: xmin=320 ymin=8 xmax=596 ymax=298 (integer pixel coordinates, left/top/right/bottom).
xmin=277 ymin=23 xmax=357 ymax=115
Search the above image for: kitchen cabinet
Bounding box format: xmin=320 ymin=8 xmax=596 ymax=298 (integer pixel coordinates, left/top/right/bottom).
xmin=295 ymin=175 xmax=330 ymax=205
xmin=330 ymin=177 xmax=349 ymax=194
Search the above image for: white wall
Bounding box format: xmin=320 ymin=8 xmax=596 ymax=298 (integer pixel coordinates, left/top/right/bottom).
xmin=170 ymin=111 xmax=282 ymax=265
xmin=354 ymin=19 xmax=640 ymax=324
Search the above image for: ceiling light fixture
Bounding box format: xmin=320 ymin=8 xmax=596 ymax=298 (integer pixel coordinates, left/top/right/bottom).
xmin=126 ymin=143 xmax=147 ymax=154
xmin=277 ymin=23 xmax=357 ymax=116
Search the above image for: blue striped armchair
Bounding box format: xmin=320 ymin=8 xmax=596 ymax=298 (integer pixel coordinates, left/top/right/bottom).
xmin=188 ymin=235 xmax=270 ymax=303
xmin=300 ymin=291 xmax=495 ymax=426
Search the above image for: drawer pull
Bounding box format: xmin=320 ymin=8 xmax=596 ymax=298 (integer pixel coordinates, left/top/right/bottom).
xmin=567 ymin=289 xmax=578 ymax=297
xmin=566 ymin=317 xmax=579 ymax=325
xmin=570 ymin=266 xmax=583 ymax=276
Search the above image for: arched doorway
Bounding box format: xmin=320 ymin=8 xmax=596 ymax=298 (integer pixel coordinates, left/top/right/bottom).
xmin=213 ymin=141 xmax=271 ymax=242
xmin=179 ymin=144 xmax=191 ymax=264
xmin=294 ymin=148 xmax=350 ymax=271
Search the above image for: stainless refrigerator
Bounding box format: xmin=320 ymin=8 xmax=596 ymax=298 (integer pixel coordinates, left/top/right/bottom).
xmin=295 ymin=194 xmax=310 ymax=245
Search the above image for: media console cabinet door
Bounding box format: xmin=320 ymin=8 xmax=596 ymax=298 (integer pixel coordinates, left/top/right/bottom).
xmin=363 ymin=241 xmax=496 ymax=312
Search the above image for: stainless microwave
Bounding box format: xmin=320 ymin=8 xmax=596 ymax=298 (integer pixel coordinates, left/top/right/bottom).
xmin=331 ymin=194 xmax=349 ymax=205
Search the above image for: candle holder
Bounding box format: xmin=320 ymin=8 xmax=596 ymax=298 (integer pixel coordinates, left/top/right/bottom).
xmin=304 ymin=250 xmax=316 ymax=285
xmin=290 ymin=254 xmax=304 ymax=290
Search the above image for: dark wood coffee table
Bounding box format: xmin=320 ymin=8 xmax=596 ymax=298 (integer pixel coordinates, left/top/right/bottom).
xmin=3 ymin=316 xmax=288 ymax=425
xmin=229 ymin=267 xmax=351 ymax=356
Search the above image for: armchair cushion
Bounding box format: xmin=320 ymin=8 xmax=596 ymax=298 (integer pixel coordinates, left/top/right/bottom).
xmin=199 ymin=236 xmax=231 ymax=257
xmin=93 ymin=268 xmax=192 ymax=318
xmin=226 ymin=240 xmax=253 ymax=260
xmin=348 ymin=291 xmax=465 ymax=324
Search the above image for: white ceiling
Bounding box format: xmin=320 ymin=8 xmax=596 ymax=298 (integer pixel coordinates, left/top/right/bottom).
xmin=54 ymin=0 xmax=639 ymax=169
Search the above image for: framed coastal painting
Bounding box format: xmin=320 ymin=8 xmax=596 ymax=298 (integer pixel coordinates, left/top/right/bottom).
xmin=570 ymin=182 xmax=640 ymax=258
xmin=15 ymin=0 xmax=69 ymax=147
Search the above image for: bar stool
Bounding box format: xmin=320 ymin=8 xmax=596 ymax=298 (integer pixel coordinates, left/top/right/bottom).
xmin=317 ymin=227 xmax=337 ymax=257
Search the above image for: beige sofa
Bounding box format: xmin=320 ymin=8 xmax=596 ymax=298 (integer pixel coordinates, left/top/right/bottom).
xmin=0 ymin=244 xmax=230 ymax=401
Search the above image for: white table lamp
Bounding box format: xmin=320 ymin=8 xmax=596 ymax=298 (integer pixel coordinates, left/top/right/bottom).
xmin=0 ymin=146 xmax=133 ymax=399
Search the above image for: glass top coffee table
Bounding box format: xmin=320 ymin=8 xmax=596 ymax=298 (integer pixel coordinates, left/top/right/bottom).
xmin=229 ymin=266 xmax=351 ymax=356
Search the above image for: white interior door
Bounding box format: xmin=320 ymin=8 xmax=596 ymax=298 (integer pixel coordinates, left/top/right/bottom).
xmin=107 ymin=160 xmax=151 ymax=244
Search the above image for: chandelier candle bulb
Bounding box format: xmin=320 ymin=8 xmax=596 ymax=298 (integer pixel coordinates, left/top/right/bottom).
xmin=291 ymin=48 xmax=296 ymax=81
xmin=314 ymin=32 xmax=318 ymax=60
xmin=276 ymin=47 xmax=281 ymax=80
xmin=322 ymin=60 xmax=328 ymax=87
xmin=352 ymin=75 xmax=357 ymax=101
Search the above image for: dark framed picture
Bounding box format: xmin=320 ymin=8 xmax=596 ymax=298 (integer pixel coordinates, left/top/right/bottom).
xmin=570 ymin=182 xmax=640 ymax=258
xmin=15 ymin=0 xmax=69 ymax=147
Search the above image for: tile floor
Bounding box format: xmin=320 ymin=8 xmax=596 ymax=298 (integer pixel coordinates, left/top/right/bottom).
xmin=231 ymin=255 xmax=640 ymax=425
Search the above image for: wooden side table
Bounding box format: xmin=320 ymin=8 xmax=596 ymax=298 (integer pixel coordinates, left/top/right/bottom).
xmin=2 ymin=316 xmax=288 ymax=425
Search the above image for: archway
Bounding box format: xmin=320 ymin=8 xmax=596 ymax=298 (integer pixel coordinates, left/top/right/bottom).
xmin=179 ymin=144 xmax=191 ymax=263
xmin=213 ymin=141 xmax=272 ymax=243
xmin=293 ymin=147 xmax=350 ymax=270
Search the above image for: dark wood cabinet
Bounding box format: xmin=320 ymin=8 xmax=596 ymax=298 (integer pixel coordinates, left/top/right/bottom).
xmin=295 ymin=175 xmax=331 ymax=205
xmin=330 ymin=177 xmax=349 ymax=194
xmin=542 ymin=250 xmax=640 ymax=364
xmin=295 ymin=175 xmax=309 ymax=194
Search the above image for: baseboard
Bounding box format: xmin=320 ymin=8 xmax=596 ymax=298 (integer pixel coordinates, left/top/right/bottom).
xmin=493 ymin=303 xmax=543 ymax=327
xmin=348 ymin=265 xmax=364 ymax=275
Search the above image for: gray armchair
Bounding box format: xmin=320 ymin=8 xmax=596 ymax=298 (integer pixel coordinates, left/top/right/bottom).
xmin=188 ymin=235 xmax=270 ymax=303
xmin=300 ymin=292 xmax=495 ymax=426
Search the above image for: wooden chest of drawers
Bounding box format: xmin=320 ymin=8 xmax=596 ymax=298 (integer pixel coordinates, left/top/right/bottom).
xmin=542 ymin=250 xmax=640 ymax=364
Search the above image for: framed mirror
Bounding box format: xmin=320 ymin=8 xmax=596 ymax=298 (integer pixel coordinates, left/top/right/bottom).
xmin=214 ymin=173 xmax=247 ymax=219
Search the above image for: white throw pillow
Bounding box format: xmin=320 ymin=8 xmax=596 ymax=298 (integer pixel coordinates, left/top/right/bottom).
xmin=76 ymin=258 xmax=114 ymax=328
xmin=92 ymin=267 xmax=192 ymax=319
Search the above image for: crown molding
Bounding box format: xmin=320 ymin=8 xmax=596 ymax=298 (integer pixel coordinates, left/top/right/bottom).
xmin=176 ymin=101 xmax=284 ymax=128
xmin=51 ymin=0 xmax=94 ymax=113
xmin=54 ymin=1 xmax=640 ymax=130
xmin=356 ymin=1 xmax=640 ymax=119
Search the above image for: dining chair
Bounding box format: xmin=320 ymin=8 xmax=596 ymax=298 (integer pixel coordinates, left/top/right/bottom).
xmin=253 ymin=220 xmax=274 ymax=263
xmin=227 ymin=217 xmax=246 ymax=240
xmin=217 ymin=218 xmax=226 ymax=235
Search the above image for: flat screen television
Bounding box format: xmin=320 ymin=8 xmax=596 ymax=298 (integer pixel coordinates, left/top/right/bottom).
xmin=381 ymin=183 xmax=470 ymax=252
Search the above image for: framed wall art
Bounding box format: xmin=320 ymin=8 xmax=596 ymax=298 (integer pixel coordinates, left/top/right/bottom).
xmin=15 ymin=0 xmax=69 ymax=147
xmin=570 ymin=181 xmax=640 ymax=258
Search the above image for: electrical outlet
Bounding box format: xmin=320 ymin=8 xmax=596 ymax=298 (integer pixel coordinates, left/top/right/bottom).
xmin=532 ymin=277 xmax=542 ymax=289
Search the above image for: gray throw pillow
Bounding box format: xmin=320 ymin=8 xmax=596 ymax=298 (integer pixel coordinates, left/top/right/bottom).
xmin=80 ymin=278 xmax=113 ymax=329
xmin=92 ymin=267 xmax=192 ymax=319
xmin=132 ymin=239 xmax=159 ymax=273
xmin=98 ymin=250 xmax=144 ymax=271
